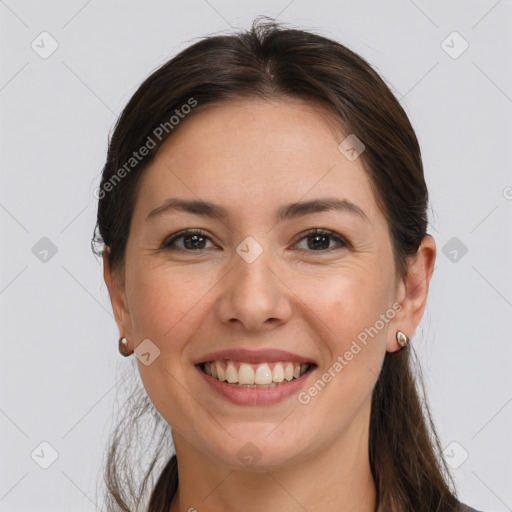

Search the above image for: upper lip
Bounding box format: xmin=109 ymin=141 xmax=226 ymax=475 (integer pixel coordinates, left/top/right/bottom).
xmin=193 ymin=348 xmax=317 ymax=365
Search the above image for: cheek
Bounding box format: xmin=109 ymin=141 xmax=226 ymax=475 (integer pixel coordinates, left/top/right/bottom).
xmin=296 ymin=276 xmax=390 ymax=425
xmin=127 ymin=264 xmax=216 ymax=353
xmin=126 ymin=267 xmax=213 ymax=422
xmin=302 ymin=262 xmax=393 ymax=371
xmin=310 ymin=259 xmax=393 ymax=334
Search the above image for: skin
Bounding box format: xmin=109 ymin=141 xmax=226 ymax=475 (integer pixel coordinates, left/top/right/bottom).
xmin=103 ymin=98 xmax=436 ymax=512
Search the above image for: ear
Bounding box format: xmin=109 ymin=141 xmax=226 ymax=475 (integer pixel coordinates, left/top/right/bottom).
xmin=103 ymin=247 xmax=133 ymax=345
xmin=386 ymin=234 xmax=436 ymax=353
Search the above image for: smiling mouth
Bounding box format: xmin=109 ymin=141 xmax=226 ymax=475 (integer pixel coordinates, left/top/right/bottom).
xmin=198 ymin=360 xmax=317 ymax=388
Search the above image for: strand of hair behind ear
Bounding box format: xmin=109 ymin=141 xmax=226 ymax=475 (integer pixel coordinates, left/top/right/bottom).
xmin=369 ymin=349 xmax=462 ymax=511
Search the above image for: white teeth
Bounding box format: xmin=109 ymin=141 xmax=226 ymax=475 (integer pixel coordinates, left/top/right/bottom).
xmin=203 ymin=360 xmax=311 ymax=384
xmin=284 ymin=362 xmax=294 ymax=381
xmin=216 ymin=362 xmax=226 ymax=382
xmin=272 ymin=363 xmax=284 ymax=382
xmin=254 ymin=363 xmax=273 ymax=385
xmin=239 ymin=363 xmax=255 ymax=384
xmin=226 ymin=361 xmax=238 ymax=383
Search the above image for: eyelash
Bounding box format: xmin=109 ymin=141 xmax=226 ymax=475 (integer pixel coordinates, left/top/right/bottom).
xmin=161 ymin=228 xmax=350 ymax=253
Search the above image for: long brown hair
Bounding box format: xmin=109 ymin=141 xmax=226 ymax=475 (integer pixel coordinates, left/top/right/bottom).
xmin=93 ymin=17 xmax=463 ymax=511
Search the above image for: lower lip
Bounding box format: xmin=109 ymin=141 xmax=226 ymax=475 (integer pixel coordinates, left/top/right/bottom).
xmin=196 ymin=364 xmax=317 ymax=406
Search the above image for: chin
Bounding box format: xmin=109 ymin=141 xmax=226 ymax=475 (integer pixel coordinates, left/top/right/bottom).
xmin=210 ymin=426 xmax=311 ymax=471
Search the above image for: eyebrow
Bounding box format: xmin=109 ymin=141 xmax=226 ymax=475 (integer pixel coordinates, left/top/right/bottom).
xmin=146 ymin=197 xmax=369 ymax=223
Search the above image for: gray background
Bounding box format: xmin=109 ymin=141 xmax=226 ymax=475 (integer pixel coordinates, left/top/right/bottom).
xmin=1 ymin=1 xmax=511 ymax=511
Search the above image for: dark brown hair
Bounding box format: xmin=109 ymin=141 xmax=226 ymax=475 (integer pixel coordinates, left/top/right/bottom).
xmin=93 ymin=17 xmax=463 ymax=512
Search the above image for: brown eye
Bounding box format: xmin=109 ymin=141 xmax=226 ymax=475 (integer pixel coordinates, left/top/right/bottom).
xmin=294 ymin=229 xmax=349 ymax=252
xmin=161 ymin=228 xmax=349 ymax=253
xmin=162 ymin=230 xmax=214 ymax=251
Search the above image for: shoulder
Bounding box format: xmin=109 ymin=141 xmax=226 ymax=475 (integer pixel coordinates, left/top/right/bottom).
xmin=460 ymin=503 xmax=485 ymax=512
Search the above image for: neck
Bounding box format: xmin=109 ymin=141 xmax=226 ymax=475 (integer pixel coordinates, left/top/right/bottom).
xmin=169 ymin=405 xmax=376 ymax=512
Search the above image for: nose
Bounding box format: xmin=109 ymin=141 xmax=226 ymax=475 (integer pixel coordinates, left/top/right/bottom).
xmin=214 ymin=247 xmax=293 ymax=332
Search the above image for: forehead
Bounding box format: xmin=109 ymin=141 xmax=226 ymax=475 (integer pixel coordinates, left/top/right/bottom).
xmin=152 ymin=97 xmax=346 ymax=163
xmin=134 ymin=98 xmax=381 ymax=225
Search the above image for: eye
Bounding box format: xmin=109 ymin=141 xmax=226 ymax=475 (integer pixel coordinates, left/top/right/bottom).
xmin=161 ymin=229 xmax=215 ymax=251
xmin=160 ymin=228 xmax=349 ymax=253
xmin=294 ymin=229 xmax=349 ymax=252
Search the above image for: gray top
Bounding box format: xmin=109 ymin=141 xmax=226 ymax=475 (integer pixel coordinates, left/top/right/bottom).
xmin=461 ymin=504 xmax=483 ymax=512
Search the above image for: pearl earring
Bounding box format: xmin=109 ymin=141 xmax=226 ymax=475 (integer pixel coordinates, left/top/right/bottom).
xmin=119 ymin=337 xmax=133 ymax=357
xmin=396 ymin=330 xmax=409 ymax=348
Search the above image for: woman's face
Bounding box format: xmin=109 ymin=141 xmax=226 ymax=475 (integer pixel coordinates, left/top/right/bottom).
xmin=105 ymin=98 xmax=420 ymax=470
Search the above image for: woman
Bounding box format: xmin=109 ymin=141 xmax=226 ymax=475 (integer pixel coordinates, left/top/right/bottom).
xmin=93 ymin=17 xmax=483 ymax=512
